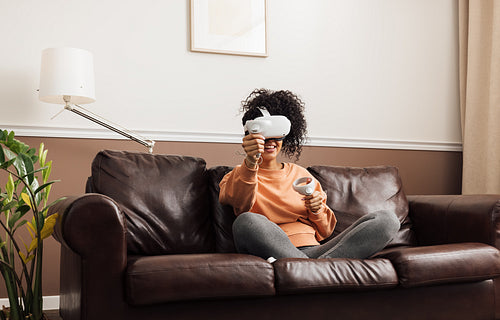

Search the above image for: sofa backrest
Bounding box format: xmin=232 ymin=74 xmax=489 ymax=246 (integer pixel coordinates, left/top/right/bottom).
xmin=87 ymin=151 xmax=413 ymax=255
xmin=86 ymin=150 xmax=214 ymax=255
xmin=207 ymin=166 xmax=238 ymax=253
xmin=308 ymin=165 xmax=414 ymax=247
xmin=208 ymin=164 xmax=414 ymax=252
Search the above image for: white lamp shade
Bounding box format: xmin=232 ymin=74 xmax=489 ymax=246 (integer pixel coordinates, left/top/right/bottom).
xmin=39 ymin=47 xmax=96 ymax=105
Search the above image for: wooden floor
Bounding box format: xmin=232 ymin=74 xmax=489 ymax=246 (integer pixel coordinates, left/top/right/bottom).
xmin=44 ymin=310 xmax=62 ymax=320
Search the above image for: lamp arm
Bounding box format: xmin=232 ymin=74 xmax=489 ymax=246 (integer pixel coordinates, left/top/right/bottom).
xmin=64 ymin=103 xmax=155 ymax=153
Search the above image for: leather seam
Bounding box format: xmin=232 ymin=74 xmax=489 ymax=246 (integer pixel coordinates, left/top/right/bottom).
xmin=401 ymin=273 xmax=500 ymax=286
xmin=128 ymin=264 xmax=274 ymax=275
xmin=278 ymin=282 xmax=398 ymax=289
xmin=394 ymin=249 xmax=497 ymax=264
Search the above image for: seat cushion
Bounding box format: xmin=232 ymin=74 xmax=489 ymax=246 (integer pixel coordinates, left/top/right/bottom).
xmin=308 ymin=165 xmax=414 ymax=247
xmin=87 ymin=150 xmax=214 ymax=255
xmin=126 ymin=253 xmax=275 ymax=305
xmin=273 ymin=258 xmax=398 ymax=295
xmin=375 ymin=242 xmax=500 ymax=287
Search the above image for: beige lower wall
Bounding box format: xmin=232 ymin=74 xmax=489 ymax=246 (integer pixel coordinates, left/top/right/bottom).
xmin=1 ymin=136 xmax=462 ymax=297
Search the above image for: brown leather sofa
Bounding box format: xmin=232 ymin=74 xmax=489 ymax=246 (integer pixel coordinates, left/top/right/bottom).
xmin=49 ymin=150 xmax=500 ymax=320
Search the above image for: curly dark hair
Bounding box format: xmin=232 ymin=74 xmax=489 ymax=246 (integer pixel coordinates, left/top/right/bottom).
xmin=241 ymin=88 xmax=307 ymax=160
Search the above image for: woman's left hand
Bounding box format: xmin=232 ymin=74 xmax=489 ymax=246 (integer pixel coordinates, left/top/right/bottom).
xmin=303 ymin=191 xmax=324 ymax=214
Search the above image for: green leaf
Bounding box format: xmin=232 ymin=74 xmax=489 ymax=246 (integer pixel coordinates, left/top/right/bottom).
xmin=30 ymin=178 xmax=42 ymax=206
xmin=39 ymin=144 xmax=47 ymax=167
xmin=15 ymin=204 xmax=30 ymax=216
xmin=2 ymin=148 xmax=15 ymax=161
xmin=11 ymin=205 xmax=30 ymax=229
xmin=1 ymin=200 xmax=17 ymax=213
xmin=9 ymin=138 xmax=28 ymax=155
xmin=8 ymin=210 xmax=22 ymax=229
xmin=34 ymin=181 xmax=56 ymax=195
xmin=7 ymin=131 xmax=14 ymax=143
xmin=38 ymin=143 xmax=44 ymax=157
xmin=27 ymin=146 xmax=37 ymax=158
xmin=0 ymin=158 xmax=15 ymax=170
xmin=19 ymin=165 xmax=48 ymax=178
xmin=19 ymin=153 xmax=34 ymax=184
xmin=12 ymin=219 xmax=27 ymax=233
xmin=13 ymin=179 xmax=21 ymax=190
xmin=6 ymin=174 xmax=14 ymax=202
xmin=0 ymin=146 xmax=5 ymax=163
xmin=40 ymin=196 xmax=66 ymax=216
xmin=45 ymin=184 xmax=52 ymax=202
xmin=42 ymin=161 xmax=52 ymax=184
xmin=12 ymin=157 xmax=26 ymax=180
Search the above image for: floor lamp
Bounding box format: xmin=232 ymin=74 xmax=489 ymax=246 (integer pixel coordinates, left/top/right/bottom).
xmin=38 ymin=47 xmax=155 ymax=153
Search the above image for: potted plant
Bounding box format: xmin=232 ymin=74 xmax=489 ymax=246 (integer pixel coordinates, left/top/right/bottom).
xmin=0 ymin=130 xmax=62 ymax=320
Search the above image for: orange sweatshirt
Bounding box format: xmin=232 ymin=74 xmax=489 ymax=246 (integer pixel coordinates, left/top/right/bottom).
xmin=219 ymin=162 xmax=337 ymax=247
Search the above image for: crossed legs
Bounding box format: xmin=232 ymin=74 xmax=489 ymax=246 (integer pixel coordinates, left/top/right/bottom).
xmin=232 ymin=210 xmax=400 ymax=260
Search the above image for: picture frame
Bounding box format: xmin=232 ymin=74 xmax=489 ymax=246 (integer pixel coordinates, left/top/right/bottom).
xmin=190 ymin=0 xmax=268 ymax=57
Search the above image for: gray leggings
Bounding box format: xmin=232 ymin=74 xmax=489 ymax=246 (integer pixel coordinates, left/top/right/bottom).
xmin=232 ymin=210 xmax=400 ymax=260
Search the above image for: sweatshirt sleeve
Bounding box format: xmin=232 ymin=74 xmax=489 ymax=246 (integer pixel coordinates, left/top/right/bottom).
xmin=306 ymin=187 xmax=337 ymax=242
xmin=219 ymin=162 xmax=258 ymax=216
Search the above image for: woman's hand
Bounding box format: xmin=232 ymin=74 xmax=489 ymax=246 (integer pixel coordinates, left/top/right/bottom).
xmin=304 ymin=191 xmax=324 ymax=214
xmin=242 ymin=134 xmax=265 ymax=168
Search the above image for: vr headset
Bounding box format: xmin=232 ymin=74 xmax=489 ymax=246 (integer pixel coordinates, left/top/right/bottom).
xmin=243 ymin=107 xmax=291 ymax=138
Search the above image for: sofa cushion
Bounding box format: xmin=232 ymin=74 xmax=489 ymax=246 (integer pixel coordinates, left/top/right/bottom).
xmin=375 ymin=242 xmax=500 ymax=287
xmin=207 ymin=166 xmax=237 ymax=253
xmin=274 ymin=258 xmax=398 ymax=294
xmin=308 ymin=165 xmax=414 ymax=247
xmin=126 ymin=253 xmax=275 ymax=305
xmin=87 ymin=150 xmax=214 ymax=255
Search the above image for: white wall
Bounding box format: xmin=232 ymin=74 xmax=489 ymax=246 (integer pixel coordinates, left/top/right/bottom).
xmin=0 ymin=0 xmax=461 ymax=150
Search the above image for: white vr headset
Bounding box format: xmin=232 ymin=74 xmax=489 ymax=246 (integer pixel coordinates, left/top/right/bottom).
xmin=243 ymin=107 xmax=291 ymax=138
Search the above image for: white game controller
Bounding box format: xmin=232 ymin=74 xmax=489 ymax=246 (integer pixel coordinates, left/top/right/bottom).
xmin=244 ymin=107 xmax=291 ymax=158
xmin=293 ymin=177 xmax=316 ymax=196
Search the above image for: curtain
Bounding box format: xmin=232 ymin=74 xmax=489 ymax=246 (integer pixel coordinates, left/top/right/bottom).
xmin=459 ymin=0 xmax=500 ymax=194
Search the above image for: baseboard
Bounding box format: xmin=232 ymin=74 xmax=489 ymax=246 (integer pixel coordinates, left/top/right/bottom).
xmin=0 ymin=295 xmax=59 ymax=311
xmin=0 ymin=124 xmax=463 ymax=152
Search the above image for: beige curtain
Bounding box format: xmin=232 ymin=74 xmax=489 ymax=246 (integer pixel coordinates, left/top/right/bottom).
xmin=459 ymin=0 xmax=500 ymax=194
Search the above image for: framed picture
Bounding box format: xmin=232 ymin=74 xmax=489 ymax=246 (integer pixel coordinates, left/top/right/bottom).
xmin=190 ymin=0 xmax=268 ymax=57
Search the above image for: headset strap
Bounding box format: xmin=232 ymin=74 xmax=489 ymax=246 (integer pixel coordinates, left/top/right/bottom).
xmin=258 ymin=107 xmax=271 ymax=117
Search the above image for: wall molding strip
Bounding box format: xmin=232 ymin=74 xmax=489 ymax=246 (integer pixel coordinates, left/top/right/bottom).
xmin=0 ymin=295 xmax=59 ymax=310
xmin=0 ymin=125 xmax=463 ymax=152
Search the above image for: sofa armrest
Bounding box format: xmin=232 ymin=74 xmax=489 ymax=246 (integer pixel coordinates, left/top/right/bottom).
xmin=50 ymin=193 xmax=127 ymax=256
xmin=48 ymin=193 xmax=128 ymax=319
xmin=408 ymin=195 xmax=500 ymax=248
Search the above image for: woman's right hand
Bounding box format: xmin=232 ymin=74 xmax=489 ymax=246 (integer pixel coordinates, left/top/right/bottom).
xmin=242 ymin=134 xmax=265 ymax=168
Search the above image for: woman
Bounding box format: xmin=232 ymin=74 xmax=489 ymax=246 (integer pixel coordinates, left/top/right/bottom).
xmin=219 ymin=89 xmax=400 ymax=261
